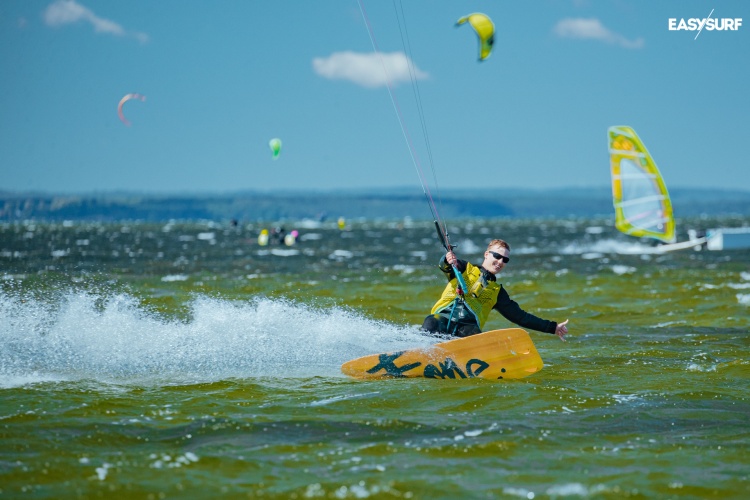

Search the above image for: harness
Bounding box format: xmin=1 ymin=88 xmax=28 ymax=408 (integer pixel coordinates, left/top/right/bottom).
xmin=441 ymin=297 xmax=480 ymax=335
xmin=431 ymin=262 xmax=502 ymax=331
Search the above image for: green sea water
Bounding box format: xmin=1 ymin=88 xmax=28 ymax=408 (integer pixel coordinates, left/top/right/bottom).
xmin=1 ymin=217 xmax=749 ymax=499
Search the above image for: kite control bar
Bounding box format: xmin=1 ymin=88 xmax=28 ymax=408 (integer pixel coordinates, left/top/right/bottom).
xmin=434 ymin=220 xmax=469 ymax=296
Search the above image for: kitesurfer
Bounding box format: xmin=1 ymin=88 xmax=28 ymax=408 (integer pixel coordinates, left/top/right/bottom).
xmin=422 ymin=239 xmax=569 ymax=341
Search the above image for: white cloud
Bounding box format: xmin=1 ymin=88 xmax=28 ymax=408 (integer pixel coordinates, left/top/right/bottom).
xmin=553 ymin=18 xmax=644 ymax=49
xmin=43 ymin=0 xmax=148 ymax=43
xmin=312 ymin=51 xmax=428 ymax=88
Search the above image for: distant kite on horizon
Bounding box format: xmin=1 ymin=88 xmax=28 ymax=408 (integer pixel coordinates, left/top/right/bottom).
xmin=456 ymin=13 xmax=495 ymax=61
xmin=118 ymin=93 xmax=146 ymax=126
xmin=269 ymin=138 xmax=282 ymax=160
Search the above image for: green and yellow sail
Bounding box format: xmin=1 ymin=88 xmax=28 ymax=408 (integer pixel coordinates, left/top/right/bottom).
xmin=608 ymin=126 xmax=675 ymax=243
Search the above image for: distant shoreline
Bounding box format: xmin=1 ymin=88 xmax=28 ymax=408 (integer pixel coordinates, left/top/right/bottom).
xmin=1 ymin=187 xmax=748 ymax=222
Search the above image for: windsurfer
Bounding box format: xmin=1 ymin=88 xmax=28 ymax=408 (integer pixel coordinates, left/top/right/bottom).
xmin=421 ymin=239 xmax=569 ymax=341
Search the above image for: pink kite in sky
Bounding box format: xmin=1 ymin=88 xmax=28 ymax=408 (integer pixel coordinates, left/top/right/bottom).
xmin=117 ymin=93 xmax=146 ymax=126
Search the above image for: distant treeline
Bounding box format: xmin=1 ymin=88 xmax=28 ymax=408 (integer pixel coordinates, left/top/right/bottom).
xmin=1 ymin=187 xmax=748 ymax=222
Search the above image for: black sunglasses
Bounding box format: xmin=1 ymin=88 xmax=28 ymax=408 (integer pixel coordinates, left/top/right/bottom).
xmin=489 ymin=251 xmax=510 ymax=263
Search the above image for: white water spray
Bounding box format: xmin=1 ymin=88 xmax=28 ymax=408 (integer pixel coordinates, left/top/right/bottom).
xmin=0 ymin=291 xmax=430 ymax=387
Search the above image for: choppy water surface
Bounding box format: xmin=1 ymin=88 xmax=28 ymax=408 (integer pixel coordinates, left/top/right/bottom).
xmin=1 ymin=216 xmax=749 ymax=498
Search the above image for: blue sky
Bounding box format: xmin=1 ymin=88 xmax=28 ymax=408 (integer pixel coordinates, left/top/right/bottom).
xmin=1 ymin=0 xmax=748 ymax=194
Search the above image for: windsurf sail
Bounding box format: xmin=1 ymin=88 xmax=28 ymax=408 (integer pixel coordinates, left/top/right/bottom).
xmin=608 ymin=126 xmax=675 ymax=243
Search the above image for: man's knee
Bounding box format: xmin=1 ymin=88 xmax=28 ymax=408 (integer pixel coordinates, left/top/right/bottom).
xmin=421 ymin=315 xmax=441 ymax=333
xmin=455 ymin=324 xmax=482 ymax=338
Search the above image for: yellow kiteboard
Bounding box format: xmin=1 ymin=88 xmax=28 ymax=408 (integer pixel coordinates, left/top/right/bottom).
xmin=341 ymin=328 xmax=543 ymax=380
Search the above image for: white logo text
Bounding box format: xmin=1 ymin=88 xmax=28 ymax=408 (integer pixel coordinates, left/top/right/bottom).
xmin=669 ymin=9 xmax=742 ymax=39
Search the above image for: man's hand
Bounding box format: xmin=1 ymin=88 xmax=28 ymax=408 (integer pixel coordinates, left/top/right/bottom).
xmin=446 ymin=251 xmax=458 ymax=266
xmin=555 ymin=319 xmax=569 ymax=342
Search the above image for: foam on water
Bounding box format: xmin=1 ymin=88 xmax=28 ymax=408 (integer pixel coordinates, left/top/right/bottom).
xmin=0 ymin=291 xmax=429 ymax=387
xmin=456 ymin=238 xmax=481 ymax=255
xmin=508 ymin=238 xmax=666 ymax=257
xmin=560 ymin=238 xmax=659 ymax=255
xmin=611 ymin=265 xmax=636 ymax=275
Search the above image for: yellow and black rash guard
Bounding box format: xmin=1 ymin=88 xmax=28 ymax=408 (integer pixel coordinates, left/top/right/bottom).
xmin=430 ymin=256 xmax=557 ymax=335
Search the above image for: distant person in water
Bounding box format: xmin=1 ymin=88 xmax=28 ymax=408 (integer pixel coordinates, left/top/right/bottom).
xmin=271 ymin=226 xmax=286 ymax=245
xmin=421 ymin=239 xmax=569 ymax=340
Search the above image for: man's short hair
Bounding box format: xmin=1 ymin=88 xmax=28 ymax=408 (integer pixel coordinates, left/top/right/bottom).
xmin=487 ymin=239 xmax=510 ymax=251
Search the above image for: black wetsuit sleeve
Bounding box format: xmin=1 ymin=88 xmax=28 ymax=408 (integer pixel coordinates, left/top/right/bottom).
xmin=493 ymin=285 xmax=557 ymax=334
xmin=438 ymin=256 xmax=467 ymax=281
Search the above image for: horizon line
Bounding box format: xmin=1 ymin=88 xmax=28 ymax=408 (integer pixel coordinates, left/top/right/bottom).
xmin=2 ymin=185 xmax=749 ymax=197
